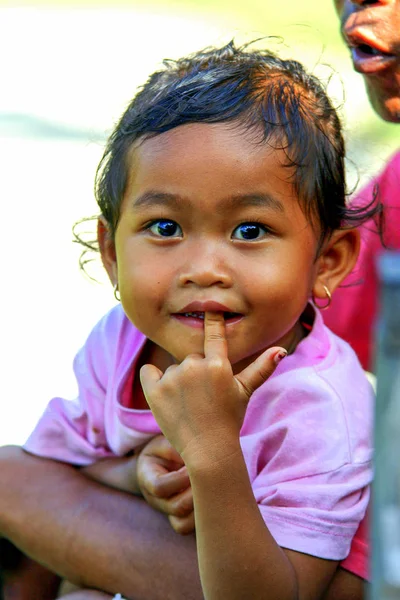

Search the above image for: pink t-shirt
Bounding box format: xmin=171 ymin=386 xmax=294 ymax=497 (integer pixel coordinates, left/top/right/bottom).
xmin=25 ymin=304 xmax=373 ymax=563
xmin=324 ymin=151 xmax=400 ymax=371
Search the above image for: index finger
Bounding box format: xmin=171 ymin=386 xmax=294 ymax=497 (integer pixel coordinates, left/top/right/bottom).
xmin=204 ymin=311 xmax=228 ymax=359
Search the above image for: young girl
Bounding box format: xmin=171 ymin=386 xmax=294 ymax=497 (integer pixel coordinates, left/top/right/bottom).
xmin=0 ymin=41 xmax=377 ymax=599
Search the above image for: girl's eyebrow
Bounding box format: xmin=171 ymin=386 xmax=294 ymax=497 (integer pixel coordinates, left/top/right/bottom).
xmin=227 ymin=194 xmax=285 ymax=213
xmin=132 ymin=192 xmax=184 ymax=210
xmin=131 ymin=191 xmax=285 ymax=213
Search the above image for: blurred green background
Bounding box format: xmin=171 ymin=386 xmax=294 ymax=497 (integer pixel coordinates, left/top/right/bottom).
xmin=1 ymin=0 xmax=397 ymax=160
xmin=0 ymin=0 xmax=397 ymax=445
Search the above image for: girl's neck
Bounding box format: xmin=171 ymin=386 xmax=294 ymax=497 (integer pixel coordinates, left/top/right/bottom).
xmin=286 ymin=320 xmax=309 ymax=356
xmin=143 ymin=341 xmax=176 ymax=372
xmin=132 ymin=341 xmax=175 ymax=410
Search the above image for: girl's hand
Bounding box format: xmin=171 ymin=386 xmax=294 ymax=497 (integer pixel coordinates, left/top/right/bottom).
xmin=81 ymin=455 xmax=140 ymax=495
xmin=140 ymin=312 xmax=285 ymax=468
xmin=137 ymin=435 xmax=194 ymax=535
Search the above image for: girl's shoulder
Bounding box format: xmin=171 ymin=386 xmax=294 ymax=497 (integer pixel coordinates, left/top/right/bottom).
xmin=245 ymin=319 xmax=373 ymax=476
xmin=87 ymin=304 xmax=143 ymax=348
xmin=76 ymin=305 xmax=146 ymax=377
xmin=275 ymin=305 xmax=369 ymax=385
xmin=261 ymin=307 xmax=374 ymax=439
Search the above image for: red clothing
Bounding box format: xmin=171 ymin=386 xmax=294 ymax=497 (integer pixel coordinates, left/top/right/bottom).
xmin=327 ymin=151 xmax=400 ymax=580
xmin=324 ymin=151 xmax=400 ymax=371
xmin=340 ymin=513 xmax=369 ymax=579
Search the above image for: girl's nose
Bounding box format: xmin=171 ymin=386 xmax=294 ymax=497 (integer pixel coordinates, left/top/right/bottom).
xmin=178 ymin=247 xmax=233 ymax=289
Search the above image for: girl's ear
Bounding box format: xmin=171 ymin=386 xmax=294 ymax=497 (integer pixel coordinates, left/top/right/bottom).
xmin=98 ymin=216 xmax=118 ymax=286
xmin=312 ymin=229 xmax=360 ymax=302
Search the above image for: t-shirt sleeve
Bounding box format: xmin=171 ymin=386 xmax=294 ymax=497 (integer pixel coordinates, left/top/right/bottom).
xmin=24 ymin=309 xmax=121 ymax=466
xmin=254 ymin=462 xmax=370 ymax=561
xmin=244 ymin=358 xmax=373 ymax=561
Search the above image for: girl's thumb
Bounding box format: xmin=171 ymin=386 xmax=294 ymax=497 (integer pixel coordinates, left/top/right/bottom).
xmin=140 ymin=363 xmax=164 ymax=394
xmin=235 ymin=347 xmax=287 ymax=400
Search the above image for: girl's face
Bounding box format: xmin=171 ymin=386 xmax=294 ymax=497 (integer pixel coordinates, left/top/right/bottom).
xmin=104 ymin=123 xmax=347 ymax=372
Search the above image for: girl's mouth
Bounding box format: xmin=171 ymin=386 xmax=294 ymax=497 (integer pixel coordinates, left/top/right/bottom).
xmin=173 ymin=311 xmax=243 ymax=327
xmin=182 ymin=311 xmax=239 ymax=320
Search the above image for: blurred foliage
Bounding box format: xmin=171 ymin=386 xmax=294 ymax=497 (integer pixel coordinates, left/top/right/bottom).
xmin=2 ymin=0 xmax=398 ymax=181
xmin=3 ymin=0 xmax=342 ymax=44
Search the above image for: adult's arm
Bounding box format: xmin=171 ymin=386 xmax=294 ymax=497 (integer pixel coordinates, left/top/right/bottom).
xmin=0 ymin=446 xmax=202 ymax=600
xmin=0 ymin=538 xmax=61 ymax=600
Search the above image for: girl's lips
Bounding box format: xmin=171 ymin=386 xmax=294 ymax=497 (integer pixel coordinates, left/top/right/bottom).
xmin=178 ymin=301 xmax=236 ymax=313
xmin=172 ymin=312 xmax=244 ymax=329
xmin=351 ymin=46 xmax=397 ymax=75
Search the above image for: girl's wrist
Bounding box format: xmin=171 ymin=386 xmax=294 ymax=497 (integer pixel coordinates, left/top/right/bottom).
xmin=182 ymin=436 xmax=243 ymax=478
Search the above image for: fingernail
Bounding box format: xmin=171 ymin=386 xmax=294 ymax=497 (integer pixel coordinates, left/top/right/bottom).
xmin=274 ymin=349 xmax=287 ymax=365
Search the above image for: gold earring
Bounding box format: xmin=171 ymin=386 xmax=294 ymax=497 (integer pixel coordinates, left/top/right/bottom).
xmin=114 ymin=283 xmax=120 ymax=302
xmin=313 ymin=284 xmax=332 ymax=310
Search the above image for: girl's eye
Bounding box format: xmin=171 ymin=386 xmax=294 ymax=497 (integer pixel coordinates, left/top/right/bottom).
xmin=232 ymin=222 xmax=268 ymax=241
xmin=148 ymin=219 xmax=182 ymax=238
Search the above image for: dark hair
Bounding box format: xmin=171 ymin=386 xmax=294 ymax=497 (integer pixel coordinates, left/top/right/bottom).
xmin=75 ymin=40 xmax=381 ymax=264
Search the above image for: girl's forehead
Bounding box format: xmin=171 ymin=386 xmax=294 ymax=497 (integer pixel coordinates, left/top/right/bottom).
xmin=127 ymin=122 xmax=292 ymax=184
xmin=133 ymin=122 xmax=263 ymax=158
xmin=123 ymin=122 xmax=307 ymax=221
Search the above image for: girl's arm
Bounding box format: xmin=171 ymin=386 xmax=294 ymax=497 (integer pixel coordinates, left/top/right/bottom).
xmin=187 ymin=442 xmax=337 ymax=600
xmin=140 ymin=312 xmax=339 ymax=600
xmin=80 ymin=454 xmax=141 ymax=495
xmin=82 ymin=441 xmax=194 ymax=534
xmin=0 ymin=445 xmax=203 ymax=600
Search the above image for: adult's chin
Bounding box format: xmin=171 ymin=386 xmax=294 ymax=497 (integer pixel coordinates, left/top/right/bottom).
xmin=365 ymin=78 xmax=400 ymax=124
